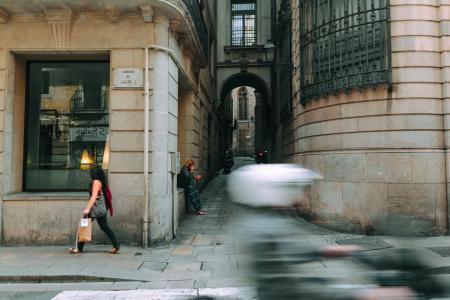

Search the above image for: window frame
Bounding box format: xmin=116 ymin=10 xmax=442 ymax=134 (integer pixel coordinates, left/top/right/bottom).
xmin=230 ymin=0 xmax=257 ymax=47
xmin=23 ymin=60 xmax=110 ymax=192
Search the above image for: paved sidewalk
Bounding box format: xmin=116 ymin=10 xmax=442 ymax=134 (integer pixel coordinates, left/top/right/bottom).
xmin=1 ymin=158 xmax=450 ymax=299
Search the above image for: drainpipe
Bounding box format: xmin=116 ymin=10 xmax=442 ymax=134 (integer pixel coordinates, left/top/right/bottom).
xmin=143 ymin=44 xmax=183 ymax=248
xmin=143 ymin=46 xmax=150 ymax=249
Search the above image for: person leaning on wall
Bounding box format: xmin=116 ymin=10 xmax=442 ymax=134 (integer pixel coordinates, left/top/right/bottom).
xmin=178 ymin=159 xmax=207 ymax=215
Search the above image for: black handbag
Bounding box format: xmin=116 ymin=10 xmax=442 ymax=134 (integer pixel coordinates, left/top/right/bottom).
xmin=89 ymin=194 xmax=107 ymax=218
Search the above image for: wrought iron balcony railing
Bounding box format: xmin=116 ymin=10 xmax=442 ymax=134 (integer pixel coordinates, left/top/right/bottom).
xmin=182 ymin=0 xmax=209 ymax=59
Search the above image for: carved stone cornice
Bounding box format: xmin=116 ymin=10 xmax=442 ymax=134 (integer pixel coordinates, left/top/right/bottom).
xmin=139 ymin=5 xmax=153 ymax=23
xmin=192 ymin=62 xmax=201 ymax=75
xmin=169 ymin=19 xmax=182 ymax=32
xmin=0 ymin=7 xmax=10 ymax=23
xmin=182 ymin=45 xmax=195 ymax=62
xmin=44 ymin=8 xmax=72 ymax=48
xmin=175 ymin=33 xmax=189 ymax=52
xmin=159 ymin=0 xmax=208 ymax=67
xmin=103 ymin=4 xmax=120 ymax=23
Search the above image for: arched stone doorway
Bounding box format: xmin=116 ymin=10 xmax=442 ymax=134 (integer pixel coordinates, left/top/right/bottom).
xmin=219 ymin=72 xmax=272 ymax=161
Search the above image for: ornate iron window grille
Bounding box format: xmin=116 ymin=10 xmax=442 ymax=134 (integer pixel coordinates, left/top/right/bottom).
xmin=231 ymin=0 xmax=257 ymax=46
xmin=182 ymin=0 xmax=209 ymax=58
xmin=299 ymin=0 xmax=391 ymax=105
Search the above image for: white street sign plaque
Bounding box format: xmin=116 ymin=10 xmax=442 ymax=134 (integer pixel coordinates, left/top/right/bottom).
xmin=113 ymin=68 xmax=144 ymax=88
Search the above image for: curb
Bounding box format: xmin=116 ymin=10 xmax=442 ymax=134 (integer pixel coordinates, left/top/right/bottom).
xmin=0 ymin=275 xmax=139 ymax=283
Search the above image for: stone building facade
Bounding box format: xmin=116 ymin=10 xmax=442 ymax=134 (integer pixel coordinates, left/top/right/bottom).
xmin=231 ymin=86 xmax=256 ymax=157
xmin=0 ymin=0 xmax=219 ymax=246
xmin=277 ymin=0 xmax=450 ymax=236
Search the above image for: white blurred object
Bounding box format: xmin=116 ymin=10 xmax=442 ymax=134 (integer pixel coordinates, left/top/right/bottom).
xmin=227 ymin=164 xmax=322 ymax=207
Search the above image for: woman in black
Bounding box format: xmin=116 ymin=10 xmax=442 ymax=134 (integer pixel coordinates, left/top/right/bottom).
xmin=69 ymin=167 xmax=120 ymax=254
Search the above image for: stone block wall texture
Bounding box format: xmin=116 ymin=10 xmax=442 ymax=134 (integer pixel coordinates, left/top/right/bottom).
xmin=178 ymin=84 xmax=216 ymax=181
xmin=284 ymin=0 xmax=450 ymax=236
xmin=179 ymin=91 xmax=202 ymax=166
xmin=177 ymin=91 xmax=214 ymax=193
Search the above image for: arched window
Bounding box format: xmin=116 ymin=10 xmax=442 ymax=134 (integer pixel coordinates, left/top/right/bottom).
xmin=238 ymin=87 xmax=248 ymax=120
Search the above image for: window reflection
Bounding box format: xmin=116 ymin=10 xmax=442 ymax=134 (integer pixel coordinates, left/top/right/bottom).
xmin=25 ymin=62 xmax=109 ymax=191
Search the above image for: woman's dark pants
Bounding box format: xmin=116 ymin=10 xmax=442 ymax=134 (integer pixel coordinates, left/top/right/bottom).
xmin=77 ymin=214 xmax=120 ymax=252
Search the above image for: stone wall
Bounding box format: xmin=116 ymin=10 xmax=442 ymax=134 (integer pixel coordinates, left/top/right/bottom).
xmin=284 ymin=0 xmax=450 ymax=236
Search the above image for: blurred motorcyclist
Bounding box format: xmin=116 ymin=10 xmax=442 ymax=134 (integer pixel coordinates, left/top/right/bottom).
xmin=255 ymin=149 xmax=268 ymax=164
xmin=226 ymin=165 xmax=448 ymax=300
xmin=227 ymin=164 xmax=322 ymax=299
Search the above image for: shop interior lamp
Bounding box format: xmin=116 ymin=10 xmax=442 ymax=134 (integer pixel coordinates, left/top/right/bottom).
xmin=80 ymin=147 xmax=94 ymax=170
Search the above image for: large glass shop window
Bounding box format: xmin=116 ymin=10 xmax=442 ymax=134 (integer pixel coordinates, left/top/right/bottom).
xmin=24 ymin=62 xmax=109 ymax=191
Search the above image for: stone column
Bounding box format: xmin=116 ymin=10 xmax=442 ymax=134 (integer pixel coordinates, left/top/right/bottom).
xmin=110 ymin=48 xmax=148 ymax=245
xmin=441 ymin=0 xmax=450 ymax=230
xmin=149 ymin=15 xmax=175 ymax=245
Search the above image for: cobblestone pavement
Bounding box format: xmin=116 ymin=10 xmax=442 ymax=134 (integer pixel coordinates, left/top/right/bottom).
xmin=2 ymin=158 xmax=450 ymax=299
